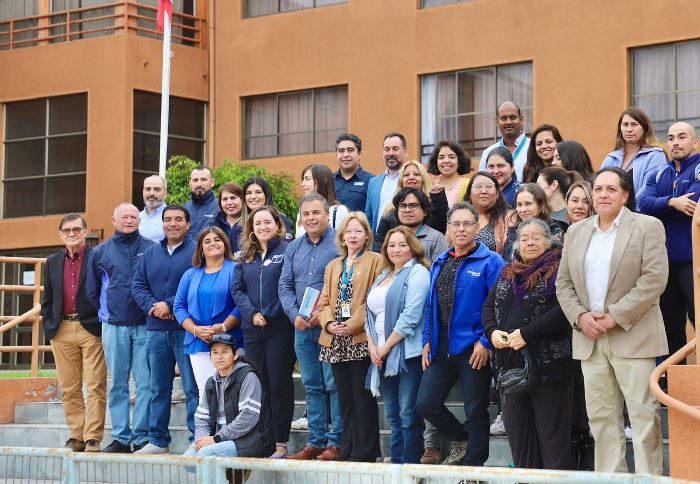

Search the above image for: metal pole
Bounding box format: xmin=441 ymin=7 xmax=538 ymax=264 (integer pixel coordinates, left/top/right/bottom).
xmin=158 ymin=9 xmax=171 ymax=178
xmin=693 ymin=205 xmax=700 ymax=363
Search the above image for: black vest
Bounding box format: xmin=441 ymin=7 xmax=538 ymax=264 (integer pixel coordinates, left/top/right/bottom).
xmin=204 ymin=364 xmax=274 ymax=457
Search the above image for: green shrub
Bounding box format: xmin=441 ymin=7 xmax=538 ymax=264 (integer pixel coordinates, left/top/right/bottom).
xmin=165 ymin=156 xmax=298 ymax=225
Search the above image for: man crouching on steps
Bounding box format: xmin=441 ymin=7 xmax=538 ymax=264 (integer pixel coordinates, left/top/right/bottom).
xmin=184 ymin=334 xmax=274 ymax=459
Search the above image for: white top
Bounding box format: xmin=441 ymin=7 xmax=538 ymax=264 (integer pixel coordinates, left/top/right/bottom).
xmin=295 ymin=204 xmax=349 ymax=238
xmin=583 ymin=210 xmax=624 ymax=313
xmin=139 ymin=204 xmax=166 ymax=243
xmin=367 ymin=283 xmax=390 ymax=347
xmin=478 ymin=133 xmax=530 ymax=181
xmin=378 ymin=170 xmax=401 ymax=223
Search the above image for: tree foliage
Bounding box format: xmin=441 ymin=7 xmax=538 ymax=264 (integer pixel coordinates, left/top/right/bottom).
xmin=165 ymin=156 xmax=298 ymax=223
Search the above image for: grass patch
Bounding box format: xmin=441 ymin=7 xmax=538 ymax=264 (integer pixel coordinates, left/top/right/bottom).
xmin=0 ymin=370 xmax=57 ymax=379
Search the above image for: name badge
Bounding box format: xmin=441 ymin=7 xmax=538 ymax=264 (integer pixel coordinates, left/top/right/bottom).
xmin=353 ymin=182 xmax=365 ymax=186
xmin=341 ymin=303 xmax=351 ymax=318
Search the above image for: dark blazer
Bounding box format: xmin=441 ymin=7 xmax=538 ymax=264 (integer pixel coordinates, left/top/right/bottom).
xmin=41 ymin=246 xmax=100 ymax=340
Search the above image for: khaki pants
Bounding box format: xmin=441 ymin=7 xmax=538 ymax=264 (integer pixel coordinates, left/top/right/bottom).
xmin=580 ymin=333 xmax=663 ymax=475
xmin=50 ymin=320 xmax=107 ymax=442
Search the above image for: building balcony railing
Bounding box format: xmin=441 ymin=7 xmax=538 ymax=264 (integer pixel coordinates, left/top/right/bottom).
xmin=0 ymin=1 xmax=206 ymax=51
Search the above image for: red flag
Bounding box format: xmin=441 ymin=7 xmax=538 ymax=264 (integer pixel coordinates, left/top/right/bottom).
xmin=157 ymin=0 xmax=173 ymax=32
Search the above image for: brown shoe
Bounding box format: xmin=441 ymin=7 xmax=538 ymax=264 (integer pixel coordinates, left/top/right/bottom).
xmin=64 ymin=438 xmax=85 ymax=452
xmin=316 ymin=445 xmax=341 ymax=461
xmin=286 ymin=444 xmax=326 ymax=460
xmin=420 ymin=446 xmax=442 ymax=465
xmin=84 ymin=440 xmax=101 ymax=452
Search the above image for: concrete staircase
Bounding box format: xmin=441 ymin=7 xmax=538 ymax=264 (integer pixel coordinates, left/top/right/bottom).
xmin=0 ymin=375 xmax=671 ymax=476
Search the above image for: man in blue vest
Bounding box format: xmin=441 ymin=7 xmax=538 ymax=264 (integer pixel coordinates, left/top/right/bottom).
xmin=184 ymin=166 xmax=219 ymax=237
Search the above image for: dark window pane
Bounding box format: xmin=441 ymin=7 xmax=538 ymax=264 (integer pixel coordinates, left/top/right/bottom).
xmin=3 ymin=179 xmax=44 ymax=218
xmin=48 ymin=135 xmax=87 ymax=174
xmin=134 ymin=91 xmax=161 ymax=132
xmin=245 ymin=0 xmax=278 ymax=17
xmin=49 ymin=94 xmax=87 ymax=135
xmin=46 ymin=175 xmax=85 ymax=214
xmin=132 ymin=171 xmax=150 ymax=207
xmin=170 ymin=97 xmax=205 ymax=138
xmin=6 ymin=99 xmax=45 ymax=140
xmin=133 ymin=132 xmax=160 ymax=172
xmin=169 ymin=138 xmax=204 ymax=163
xmin=4 ymin=140 xmax=45 ymax=178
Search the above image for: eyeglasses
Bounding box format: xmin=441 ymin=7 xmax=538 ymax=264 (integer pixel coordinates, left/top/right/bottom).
xmin=398 ymin=203 xmax=421 ymax=212
xmin=472 ymin=184 xmax=496 ymax=191
xmin=449 ymin=221 xmax=478 ymax=229
xmin=60 ymin=227 xmax=84 ymax=235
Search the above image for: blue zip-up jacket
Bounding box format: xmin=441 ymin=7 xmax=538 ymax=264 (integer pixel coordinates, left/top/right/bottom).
xmin=639 ymin=153 xmax=700 ymax=264
xmin=279 ymin=228 xmax=339 ymax=323
xmin=184 ymin=190 xmax=220 ymax=238
xmin=422 ymin=242 xmax=506 ymax=360
xmin=214 ymin=212 xmax=244 ymax=253
xmin=132 ymin=237 xmax=196 ymax=331
xmin=86 ymin=230 xmax=155 ymax=325
xmin=231 ymin=237 xmax=291 ymax=334
xmin=601 ymin=146 xmax=667 ymax=208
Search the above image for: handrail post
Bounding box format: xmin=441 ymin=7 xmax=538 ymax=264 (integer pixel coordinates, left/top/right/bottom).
xmin=693 ymin=206 xmax=700 ymax=363
xmin=9 ymin=18 xmax=13 ymax=49
xmin=31 ymin=261 xmax=42 ymax=377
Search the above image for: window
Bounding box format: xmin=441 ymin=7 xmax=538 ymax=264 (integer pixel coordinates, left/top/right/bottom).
xmin=243 ymin=85 xmax=348 ymax=159
xmin=132 ymin=91 xmax=206 ymax=204
xmin=421 ymin=0 xmax=471 ymax=8
xmin=632 ymin=39 xmax=700 ymax=138
xmin=421 ymin=62 xmax=532 ymax=160
xmin=244 ymin=0 xmax=346 ymax=18
xmin=0 ymin=0 xmax=38 ymax=49
xmin=2 ymin=94 xmax=87 ymax=218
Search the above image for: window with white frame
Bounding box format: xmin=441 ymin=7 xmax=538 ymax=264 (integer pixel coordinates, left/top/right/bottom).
xmin=244 ymin=0 xmax=346 ymax=18
xmin=3 ymin=94 xmax=87 ymax=218
xmin=421 ymin=0 xmax=471 ymax=8
xmin=421 ymin=62 xmax=533 ymax=161
xmin=632 ymin=39 xmax=700 ymax=138
xmin=243 ymin=85 xmax=348 ymax=159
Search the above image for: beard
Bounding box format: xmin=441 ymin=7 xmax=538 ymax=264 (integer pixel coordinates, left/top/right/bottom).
xmin=385 ymin=156 xmax=401 ymax=171
xmin=144 ymin=198 xmax=163 ymax=210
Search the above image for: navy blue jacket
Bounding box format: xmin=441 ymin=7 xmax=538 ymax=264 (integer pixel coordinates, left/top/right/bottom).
xmin=184 ymin=190 xmax=220 ymax=238
xmin=639 ymin=153 xmax=700 ymax=264
xmin=214 ymin=212 xmax=243 ymax=253
xmin=87 ymin=230 xmax=155 ymax=325
xmin=132 ymin=237 xmax=196 ymax=331
xmin=334 ymin=167 xmax=373 ymax=213
xmin=231 ymin=237 xmax=292 ymax=334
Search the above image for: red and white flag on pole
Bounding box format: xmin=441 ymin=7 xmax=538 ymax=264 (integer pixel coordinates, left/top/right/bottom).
xmin=157 ymin=0 xmax=173 ymax=32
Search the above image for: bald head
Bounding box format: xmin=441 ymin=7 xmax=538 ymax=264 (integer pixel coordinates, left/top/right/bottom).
xmin=112 ymin=203 xmax=140 ymax=234
xmin=496 ymin=101 xmax=524 ymax=140
xmin=143 ymin=175 xmax=167 ymax=212
xmin=668 ymin=122 xmax=699 ymax=162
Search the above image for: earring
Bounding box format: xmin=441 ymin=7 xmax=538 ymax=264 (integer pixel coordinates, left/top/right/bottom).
xmin=340 ymin=241 xmax=346 ymax=247
xmin=248 ymin=233 xmax=257 ymax=243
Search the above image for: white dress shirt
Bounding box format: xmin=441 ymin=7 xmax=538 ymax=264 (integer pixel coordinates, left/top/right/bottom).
xmin=583 ymin=210 xmax=624 ymax=313
xmin=479 ymin=132 xmax=530 ymax=181
xmin=139 ymin=204 xmax=166 ymax=244
xmin=378 ymin=170 xmax=401 ymax=220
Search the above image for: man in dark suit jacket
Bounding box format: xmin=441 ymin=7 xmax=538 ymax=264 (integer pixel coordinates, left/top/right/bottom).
xmin=41 ymin=213 xmax=107 ymax=453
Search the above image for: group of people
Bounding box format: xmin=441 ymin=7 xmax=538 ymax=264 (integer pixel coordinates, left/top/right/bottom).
xmin=40 ymin=102 xmax=699 ymax=475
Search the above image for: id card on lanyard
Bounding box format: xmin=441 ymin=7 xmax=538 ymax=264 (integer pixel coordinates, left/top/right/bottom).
xmin=339 ymin=252 xmax=361 ymax=319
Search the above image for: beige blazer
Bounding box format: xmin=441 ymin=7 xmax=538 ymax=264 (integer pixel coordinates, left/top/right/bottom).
xmin=555 ymin=207 xmax=669 ymax=360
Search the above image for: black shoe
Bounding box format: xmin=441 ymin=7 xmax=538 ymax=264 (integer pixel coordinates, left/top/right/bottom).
xmin=103 ymin=440 xmax=132 ymax=453
xmin=132 ymin=442 xmax=147 ymax=452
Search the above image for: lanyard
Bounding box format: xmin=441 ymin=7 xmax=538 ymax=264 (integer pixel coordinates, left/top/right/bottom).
xmin=510 ymin=136 xmax=526 ymax=161
xmin=340 ymin=251 xmax=363 ymax=300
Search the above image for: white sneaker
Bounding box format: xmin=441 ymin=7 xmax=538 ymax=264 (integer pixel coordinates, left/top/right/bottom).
xmin=291 ymin=417 xmax=308 ymax=430
xmin=134 ymin=443 xmax=169 ymax=455
xmin=624 ymin=426 xmax=632 ymax=440
xmin=490 ymin=413 xmax=506 ymax=436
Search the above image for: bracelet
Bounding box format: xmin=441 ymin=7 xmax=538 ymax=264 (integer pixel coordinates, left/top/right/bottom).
xmin=221 ymin=321 xmax=228 ymax=332
xmin=194 ymin=326 xmax=198 ymax=338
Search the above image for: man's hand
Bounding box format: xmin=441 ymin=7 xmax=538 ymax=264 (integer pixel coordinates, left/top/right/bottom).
xmin=594 ymin=313 xmax=618 ymax=330
xmin=293 ymin=315 xmax=311 ymax=331
xmin=577 ymin=312 xmax=607 ymax=340
xmin=150 ymin=302 xmax=171 ymax=319
xmin=469 ymin=341 xmax=490 ymax=370
xmin=308 ymin=312 xmax=320 ymax=327
xmin=422 ymin=343 xmax=431 ymax=371
xmin=669 ymin=192 xmax=696 ymax=216
xmin=194 ymin=436 xmax=215 ymax=451
xmin=252 ymin=313 xmax=267 ymax=327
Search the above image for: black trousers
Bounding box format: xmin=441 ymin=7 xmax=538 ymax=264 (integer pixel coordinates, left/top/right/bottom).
xmin=244 ymin=328 xmax=296 ymax=443
xmin=501 ymin=378 xmax=574 ymax=470
xmin=331 ymin=358 xmax=380 ymax=461
xmin=660 ymin=262 xmax=695 ymax=360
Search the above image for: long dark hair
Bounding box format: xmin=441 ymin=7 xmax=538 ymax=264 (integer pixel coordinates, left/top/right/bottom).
xmin=539 ymin=166 xmax=583 ymax=198
xmin=308 ymin=164 xmax=338 ymax=205
xmin=465 ymin=171 xmax=510 ymax=224
xmin=555 ymin=140 xmax=594 ymax=180
xmin=427 ymin=140 xmax=471 ymax=176
xmin=613 ymin=107 xmax=661 ymax=151
xmin=508 ymin=183 xmax=552 ymax=226
xmin=239 ymin=206 xmax=286 ymax=263
xmin=523 ymin=124 xmax=564 ymax=183
xmin=242 ymin=177 xmax=275 ymax=222
xmin=193 ymin=226 xmax=234 ymax=267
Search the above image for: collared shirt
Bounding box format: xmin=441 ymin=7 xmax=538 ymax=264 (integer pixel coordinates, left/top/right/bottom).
xmin=584 ymin=210 xmax=624 ymax=313
xmin=479 ymin=132 xmax=531 ymax=182
xmin=62 ymin=243 xmax=87 ymax=316
xmin=278 ymin=227 xmax=339 ymax=322
xmin=378 ymin=170 xmax=401 ymax=217
xmin=139 ymin=204 xmax=166 ymax=244
xmin=167 ymin=240 xmax=183 ymax=255
xmin=334 ymin=166 xmax=373 ymax=212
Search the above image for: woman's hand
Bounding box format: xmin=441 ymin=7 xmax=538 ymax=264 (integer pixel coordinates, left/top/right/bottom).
xmin=334 ymin=322 xmax=351 ymax=337
xmin=507 ymin=329 xmax=527 ymax=351
xmin=491 ymin=330 xmax=510 ymax=349
xmin=194 ymin=436 xmax=215 ymax=451
xmin=368 ymin=344 xmax=383 ymax=368
xmin=252 ymin=312 xmax=267 ymax=327
xmin=421 ymin=343 xmax=431 ymax=371
xmin=196 ymin=325 xmax=215 ymax=343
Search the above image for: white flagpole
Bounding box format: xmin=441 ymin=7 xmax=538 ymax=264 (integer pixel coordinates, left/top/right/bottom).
xmin=158 ymin=9 xmax=172 ymax=178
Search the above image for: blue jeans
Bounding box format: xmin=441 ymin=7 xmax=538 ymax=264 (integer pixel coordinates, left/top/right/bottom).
xmin=146 ymin=330 xmax=199 ymax=447
xmin=183 ymin=440 xmax=238 ymax=458
xmin=382 ymin=356 xmax=423 ymax=464
xmin=294 ymin=326 xmax=342 ymax=448
xmin=416 ymin=349 xmax=491 ymax=466
xmin=101 ymin=323 xmax=150 ymax=446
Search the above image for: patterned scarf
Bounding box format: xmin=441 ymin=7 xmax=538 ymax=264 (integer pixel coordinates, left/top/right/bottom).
xmin=502 ymin=248 xmax=561 ymax=305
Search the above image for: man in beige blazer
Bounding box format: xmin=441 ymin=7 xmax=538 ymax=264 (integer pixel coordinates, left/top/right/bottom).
xmin=556 ymin=167 xmax=669 ymax=475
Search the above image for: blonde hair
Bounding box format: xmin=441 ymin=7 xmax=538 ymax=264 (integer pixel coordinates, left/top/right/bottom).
xmin=383 ymin=160 xmax=433 ymax=217
xmin=336 ymin=211 xmax=374 ymax=258
xmin=380 ymin=226 xmax=431 ymax=271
